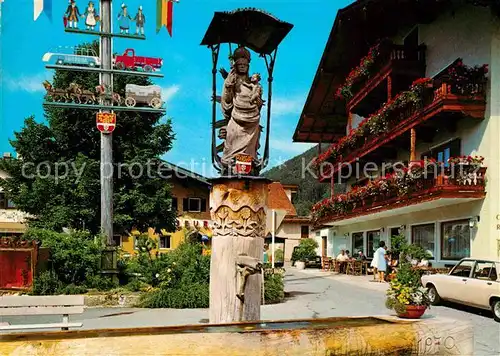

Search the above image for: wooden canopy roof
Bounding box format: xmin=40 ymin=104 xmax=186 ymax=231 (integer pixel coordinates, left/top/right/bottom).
xmin=293 ymin=0 xmax=497 ymax=143
xmin=200 ymin=8 xmax=293 ymax=55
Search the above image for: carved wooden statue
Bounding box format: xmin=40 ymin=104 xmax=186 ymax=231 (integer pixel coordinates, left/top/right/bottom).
xmin=220 ymin=46 xmax=264 ymax=175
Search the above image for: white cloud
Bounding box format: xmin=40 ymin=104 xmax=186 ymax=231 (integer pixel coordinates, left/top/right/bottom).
xmin=270 ymin=138 xmax=315 ymax=154
xmin=271 ymin=94 xmax=306 ymax=117
xmin=161 ymin=84 xmax=180 ymax=102
xmin=4 ymin=72 xmax=51 ymax=93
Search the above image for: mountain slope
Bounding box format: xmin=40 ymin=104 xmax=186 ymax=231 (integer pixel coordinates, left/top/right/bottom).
xmin=263 ymin=145 xmax=345 ymax=216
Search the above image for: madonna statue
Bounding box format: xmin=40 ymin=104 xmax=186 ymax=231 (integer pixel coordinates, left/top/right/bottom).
xmin=220 ymin=46 xmax=264 ymax=174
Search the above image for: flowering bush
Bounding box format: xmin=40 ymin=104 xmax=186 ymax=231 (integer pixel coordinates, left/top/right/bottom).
xmin=385 ymin=262 xmax=431 ymax=314
xmin=447 ymin=59 xmax=488 ymax=96
xmin=311 ymin=156 xmax=484 ymax=223
xmin=448 ymin=155 xmax=484 ymax=166
xmin=335 ymin=41 xmax=383 ymax=100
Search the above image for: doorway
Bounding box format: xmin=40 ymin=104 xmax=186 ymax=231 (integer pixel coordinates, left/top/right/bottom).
xmin=322 ymin=236 xmax=327 ymax=257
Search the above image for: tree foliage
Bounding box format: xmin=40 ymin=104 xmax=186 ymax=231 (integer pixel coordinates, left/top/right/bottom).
xmin=0 ymin=41 xmax=176 ymax=235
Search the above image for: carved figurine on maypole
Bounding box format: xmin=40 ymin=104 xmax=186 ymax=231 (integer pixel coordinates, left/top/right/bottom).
xmin=64 ymin=0 xmax=83 ymax=29
xmin=83 ymin=1 xmax=100 ymax=31
xmin=134 ymin=6 xmax=146 ymax=36
xmin=117 ymin=3 xmax=132 ymax=34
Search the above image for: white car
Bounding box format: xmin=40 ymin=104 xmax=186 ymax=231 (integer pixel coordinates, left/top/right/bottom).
xmin=421 ymin=258 xmax=500 ymax=322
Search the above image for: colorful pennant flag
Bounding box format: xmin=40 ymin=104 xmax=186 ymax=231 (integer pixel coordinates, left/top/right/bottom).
xmin=156 ymin=0 xmax=173 ymax=36
xmin=34 ymin=0 xmax=52 ymax=21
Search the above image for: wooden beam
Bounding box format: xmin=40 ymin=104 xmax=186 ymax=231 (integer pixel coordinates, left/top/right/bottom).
xmin=410 ymin=128 xmax=416 ymax=161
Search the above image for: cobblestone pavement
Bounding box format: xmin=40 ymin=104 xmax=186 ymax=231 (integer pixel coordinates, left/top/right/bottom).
xmin=2 ymin=268 xmax=498 ymax=354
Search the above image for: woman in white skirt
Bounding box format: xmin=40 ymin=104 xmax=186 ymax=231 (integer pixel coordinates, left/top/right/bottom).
xmin=373 ymin=241 xmax=388 ymax=282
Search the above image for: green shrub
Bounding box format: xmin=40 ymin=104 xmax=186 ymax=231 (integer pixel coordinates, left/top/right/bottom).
xmin=140 ymin=283 xmax=209 ymax=308
xmin=85 ymin=274 xmax=118 ymax=291
xmin=264 ymin=273 xmax=285 ymax=304
xmin=59 ymin=284 xmax=88 ymax=295
xmin=31 ymin=270 xmax=62 ymax=295
xmin=24 ymin=228 xmax=103 ymax=286
xmin=294 ymin=238 xmax=318 ymax=261
xmin=274 ymin=248 xmax=284 ymax=262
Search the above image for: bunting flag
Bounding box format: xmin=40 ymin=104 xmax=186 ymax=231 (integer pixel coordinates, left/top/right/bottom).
xmin=156 ymin=0 xmax=173 ymax=36
xmin=34 ymin=0 xmax=52 ymax=21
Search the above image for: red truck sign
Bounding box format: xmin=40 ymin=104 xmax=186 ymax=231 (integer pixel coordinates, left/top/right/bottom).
xmin=114 ymin=49 xmax=163 ymax=72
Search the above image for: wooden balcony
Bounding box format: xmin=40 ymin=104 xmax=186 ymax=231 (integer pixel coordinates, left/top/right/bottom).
xmin=346 ymin=41 xmax=426 ymax=117
xmin=313 ymin=167 xmax=486 ymax=226
xmin=319 ymin=77 xmax=486 ymax=182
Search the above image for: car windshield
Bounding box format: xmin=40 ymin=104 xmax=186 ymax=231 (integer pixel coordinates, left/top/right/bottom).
xmin=450 ymin=260 xmax=474 ymax=277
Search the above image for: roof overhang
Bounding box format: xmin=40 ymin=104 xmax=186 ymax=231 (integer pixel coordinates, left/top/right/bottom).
xmin=293 ymin=0 xmax=495 ymax=144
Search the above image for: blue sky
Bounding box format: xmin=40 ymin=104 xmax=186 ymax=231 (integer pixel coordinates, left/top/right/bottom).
xmin=0 ymin=0 xmax=352 ymax=176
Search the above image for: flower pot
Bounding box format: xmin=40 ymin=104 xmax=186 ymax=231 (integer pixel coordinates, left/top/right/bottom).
xmin=295 ymin=261 xmax=306 ymax=270
xmin=397 ymin=305 xmax=427 ymax=319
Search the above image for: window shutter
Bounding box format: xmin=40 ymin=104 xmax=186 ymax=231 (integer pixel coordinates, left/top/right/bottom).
xmin=183 ymin=198 xmax=188 ymax=212
xmin=201 ymin=198 xmax=207 ymax=212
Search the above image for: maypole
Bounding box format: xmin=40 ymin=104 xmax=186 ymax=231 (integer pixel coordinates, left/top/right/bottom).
xmin=39 ymin=0 xmax=176 ymax=278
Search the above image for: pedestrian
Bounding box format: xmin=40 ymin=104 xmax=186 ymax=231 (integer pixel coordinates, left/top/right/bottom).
xmin=373 ymin=241 xmax=388 ymax=283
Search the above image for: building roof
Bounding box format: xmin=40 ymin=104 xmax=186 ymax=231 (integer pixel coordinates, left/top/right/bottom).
xmin=268 ymin=182 xmax=297 ymax=216
xmin=161 ymin=161 xmax=210 ymax=186
xmin=283 ymin=216 xmax=310 ymax=224
xmin=281 ymin=183 xmax=299 ymax=190
xmin=293 ymin=0 xmax=497 ymax=143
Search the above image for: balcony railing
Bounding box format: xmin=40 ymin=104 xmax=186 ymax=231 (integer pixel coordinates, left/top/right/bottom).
xmin=312 ymin=166 xmax=486 ymax=225
xmin=317 ymin=69 xmax=487 ymax=180
xmin=336 ymin=39 xmax=426 ymax=113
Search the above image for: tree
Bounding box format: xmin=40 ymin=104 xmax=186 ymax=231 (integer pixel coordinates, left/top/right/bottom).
xmin=0 ymin=41 xmax=176 ymax=237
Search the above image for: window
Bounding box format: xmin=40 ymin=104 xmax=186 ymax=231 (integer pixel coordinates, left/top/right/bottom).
xmin=352 ymin=232 xmax=364 ymax=254
xmin=0 ymin=193 xmax=15 ymax=209
xmin=112 ymin=235 xmax=122 ymax=247
xmin=421 ymin=139 xmax=460 ymax=167
xmin=170 ymin=197 xmax=178 ymax=211
xmin=159 ymin=235 xmax=171 ymax=249
xmin=472 ymin=261 xmax=496 ymax=281
xmin=182 ymin=198 xmax=207 ymax=212
xmin=367 ymin=230 xmax=380 ymax=258
xmin=301 ymin=225 xmax=309 ymax=238
xmin=411 ymin=224 xmax=435 ymax=258
xmin=441 ymin=220 xmax=470 ymax=260
xmin=450 ymin=260 xmax=474 ymax=278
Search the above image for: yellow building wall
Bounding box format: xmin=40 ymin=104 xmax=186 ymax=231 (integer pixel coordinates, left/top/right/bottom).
xmin=120 ymin=175 xmax=211 ymax=256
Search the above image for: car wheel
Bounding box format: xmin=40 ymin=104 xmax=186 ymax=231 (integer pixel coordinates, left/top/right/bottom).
xmin=427 ymin=285 xmax=441 ymax=305
xmin=491 ymin=299 xmax=500 ymax=322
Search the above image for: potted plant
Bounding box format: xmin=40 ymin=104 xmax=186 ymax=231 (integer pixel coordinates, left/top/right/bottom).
xmin=385 ymin=262 xmax=431 ymax=318
xmin=293 ymin=238 xmax=319 ymax=270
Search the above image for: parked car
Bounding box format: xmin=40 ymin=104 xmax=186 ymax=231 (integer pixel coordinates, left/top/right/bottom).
xmin=421 ymin=258 xmax=500 ymax=322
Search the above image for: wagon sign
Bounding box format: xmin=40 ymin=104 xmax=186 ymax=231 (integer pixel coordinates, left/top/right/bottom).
xmin=124 ymin=84 xmax=163 ymax=108
xmin=96 ymin=112 xmax=116 ymax=133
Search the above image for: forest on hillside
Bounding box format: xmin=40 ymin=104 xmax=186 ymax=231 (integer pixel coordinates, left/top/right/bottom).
xmin=263 ymin=145 xmax=346 ymax=216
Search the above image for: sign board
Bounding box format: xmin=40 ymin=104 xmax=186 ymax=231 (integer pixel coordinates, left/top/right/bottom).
xmin=96 ymin=112 xmax=116 ymax=133
xmin=234 ymin=154 xmax=252 ymax=175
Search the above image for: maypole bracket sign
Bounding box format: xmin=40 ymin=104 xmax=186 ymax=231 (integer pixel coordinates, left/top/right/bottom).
xmin=96 ymin=112 xmax=116 ymax=133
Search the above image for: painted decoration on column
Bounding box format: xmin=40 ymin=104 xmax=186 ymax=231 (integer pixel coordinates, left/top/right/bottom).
xmin=96 ymin=112 xmax=116 ymax=133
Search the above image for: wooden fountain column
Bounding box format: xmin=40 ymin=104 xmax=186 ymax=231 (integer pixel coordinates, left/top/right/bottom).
xmin=209 ymin=177 xmax=269 ymax=323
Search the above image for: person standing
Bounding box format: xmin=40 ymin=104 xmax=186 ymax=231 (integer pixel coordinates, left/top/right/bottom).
xmin=373 ymin=241 xmax=388 ymax=282
xmin=118 ymin=3 xmax=132 ymax=34
xmin=65 ymin=0 xmax=82 ymax=29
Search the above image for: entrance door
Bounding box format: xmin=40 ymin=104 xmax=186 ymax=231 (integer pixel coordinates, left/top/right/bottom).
xmin=322 ymin=236 xmax=327 ymax=257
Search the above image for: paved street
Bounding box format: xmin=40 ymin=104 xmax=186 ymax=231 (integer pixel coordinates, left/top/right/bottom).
xmin=2 ymin=269 xmax=499 ymax=355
